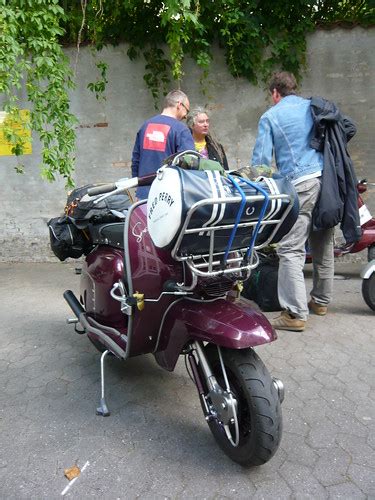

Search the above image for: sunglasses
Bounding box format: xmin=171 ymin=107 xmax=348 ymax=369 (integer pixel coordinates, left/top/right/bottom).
xmin=180 ymin=101 xmax=190 ymax=114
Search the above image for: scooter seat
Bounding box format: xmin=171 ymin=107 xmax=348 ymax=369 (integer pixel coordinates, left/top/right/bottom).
xmin=89 ymin=222 xmax=124 ymax=249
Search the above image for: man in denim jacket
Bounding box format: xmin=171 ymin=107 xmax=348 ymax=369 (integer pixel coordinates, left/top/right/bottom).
xmin=252 ymin=71 xmax=334 ymax=331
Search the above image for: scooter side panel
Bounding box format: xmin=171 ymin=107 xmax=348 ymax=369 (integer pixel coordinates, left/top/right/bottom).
xmin=350 ymin=218 xmax=375 ymax=254
xmin=81 ymin=246 xmax=127 ymax=330
xmin=154 ymin=297 xmax=277 ymax=371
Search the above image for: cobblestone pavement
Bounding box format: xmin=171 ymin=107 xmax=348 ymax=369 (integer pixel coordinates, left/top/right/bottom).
xmin=0 ymin=262 xmax=374 ymax=499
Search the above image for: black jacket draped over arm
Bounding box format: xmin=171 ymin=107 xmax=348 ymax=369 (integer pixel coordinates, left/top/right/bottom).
xmin=310 ymin=96 xmax=361 ymax=244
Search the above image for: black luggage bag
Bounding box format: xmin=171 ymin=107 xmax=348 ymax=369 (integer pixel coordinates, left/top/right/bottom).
xmin=65 ymin=184 xmax=132 ymax=228
xmin=48 ymin=216 xmax=92 ymax=261
xmin=48 ymin=183 xmax=132 ymax=261
xmin=242 ymin=252 xmax=282 ymax=312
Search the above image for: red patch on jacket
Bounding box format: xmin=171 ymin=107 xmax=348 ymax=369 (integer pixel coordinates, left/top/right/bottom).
xmin=143 ymin=123 xmax=171 ymax=151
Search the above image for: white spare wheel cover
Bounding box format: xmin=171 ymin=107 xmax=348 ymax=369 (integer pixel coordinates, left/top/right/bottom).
xmin=147 ymin=168 xmax=183 ymax=248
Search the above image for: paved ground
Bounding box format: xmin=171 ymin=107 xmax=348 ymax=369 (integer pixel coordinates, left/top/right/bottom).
xmin=0 ymin=262 xmax=374 ymax=499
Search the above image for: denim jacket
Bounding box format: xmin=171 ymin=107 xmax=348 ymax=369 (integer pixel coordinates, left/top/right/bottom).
xmin=251 ymin=95 xmax=323 ymax=183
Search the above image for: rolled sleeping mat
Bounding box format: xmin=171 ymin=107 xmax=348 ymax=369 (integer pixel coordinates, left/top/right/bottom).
xmin=146 ymin=167 xmax=299 ymax=255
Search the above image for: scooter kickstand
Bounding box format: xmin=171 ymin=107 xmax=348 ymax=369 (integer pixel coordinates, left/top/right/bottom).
xmin=96 ymin=349 xmax=111 ymax=417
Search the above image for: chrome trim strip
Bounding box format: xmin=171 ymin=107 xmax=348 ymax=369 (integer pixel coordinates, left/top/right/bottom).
xmin=85 ymin=315 xmax=127 ymax=340
xmin=79 ymin=314 xmax=126 ymax=359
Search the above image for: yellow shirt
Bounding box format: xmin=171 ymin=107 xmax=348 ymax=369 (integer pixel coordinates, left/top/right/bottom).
xmin=194 ymin=139 xmax=208 ymax=158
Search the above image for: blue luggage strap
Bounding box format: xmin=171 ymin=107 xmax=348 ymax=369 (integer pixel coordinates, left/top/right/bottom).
xmin=222 ymin=175 xmax=246 ymax=264
xmin=223 ymin=175 xmax=270 ymax=264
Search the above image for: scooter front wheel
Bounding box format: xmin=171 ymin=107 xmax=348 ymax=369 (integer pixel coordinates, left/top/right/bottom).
xmin=204 ymin=345 xmax=282 ymax=466
xmin=362 ymin=273 xmax=375 ymax=311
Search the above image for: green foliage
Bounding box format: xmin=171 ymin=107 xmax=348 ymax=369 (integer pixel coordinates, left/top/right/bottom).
xmin=87 ymin=61 xmax=108 ymax=101
xmin=0 ymin=0 xmax=77 ymax=187
xmin=143 ymin=48 xmax=171 ymax=106
xmin=0 ymin=0 xmax=373 ymax=184
xmin=313 ymin=0 xmax=375 ymax=26
xmin=60 ymin=0 xmax=374 ymax=96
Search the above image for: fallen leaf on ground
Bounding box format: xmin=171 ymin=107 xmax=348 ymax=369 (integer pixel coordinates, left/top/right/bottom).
xmin=64 ymin=465 xmax=81 ymax=481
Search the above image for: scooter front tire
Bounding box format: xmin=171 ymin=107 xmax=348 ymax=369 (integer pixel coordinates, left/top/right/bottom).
xmin=362 ymin=273 xmax=375 ymax=311
xmin=204 ymin=345 xmax=282 ymax=467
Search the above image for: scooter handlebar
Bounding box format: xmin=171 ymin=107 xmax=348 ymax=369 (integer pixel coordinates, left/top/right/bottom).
xmin=88 ymin=174 xmax=156 ymax=203
xmin=89 ymin=177 xmax=140 ymax=204
xmin=87 ymin=183 xmax=117 ymax=196
xmin=138 ymin=173 xmax=157 ymax=186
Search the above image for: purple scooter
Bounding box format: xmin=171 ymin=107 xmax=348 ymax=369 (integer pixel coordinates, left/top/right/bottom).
xmin=63 ymin=154 xmax=297 ymax=466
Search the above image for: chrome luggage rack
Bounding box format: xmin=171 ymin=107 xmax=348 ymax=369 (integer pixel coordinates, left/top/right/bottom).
xmin=170 ymin=188 xmax=295 ymax=281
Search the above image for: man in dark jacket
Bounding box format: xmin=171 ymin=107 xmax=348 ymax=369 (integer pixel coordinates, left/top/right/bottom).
xmin=131 ymin=90 xmax=195 ymax=199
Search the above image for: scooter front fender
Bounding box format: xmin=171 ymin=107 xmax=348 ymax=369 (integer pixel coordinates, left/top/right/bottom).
xmin=360 ymin=260 xmax=375 ymax=279
xmin=154 ymin=297 xmax=276 ymax=371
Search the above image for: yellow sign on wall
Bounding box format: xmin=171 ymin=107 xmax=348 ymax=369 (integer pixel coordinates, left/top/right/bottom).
xmin=0 ymin=109 xmax=32 ymax=156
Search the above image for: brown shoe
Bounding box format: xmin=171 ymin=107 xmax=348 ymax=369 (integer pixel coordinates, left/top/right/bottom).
xmin=271 ymin=311 xmax=306 ymax=332
xmin=308 ymin=299 xmax=327 ymax=316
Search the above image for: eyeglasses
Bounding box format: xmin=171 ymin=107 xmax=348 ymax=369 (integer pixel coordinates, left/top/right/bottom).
xmin=180 ymin=101 xmax=190 ymax=114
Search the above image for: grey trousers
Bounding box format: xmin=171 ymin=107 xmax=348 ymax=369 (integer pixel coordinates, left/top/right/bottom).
xmin=276 ymin=177 xmax=334 ymax=321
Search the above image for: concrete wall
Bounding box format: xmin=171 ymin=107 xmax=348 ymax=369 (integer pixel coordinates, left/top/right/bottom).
xmin=0 ymin=27 xmax=374 ymax=262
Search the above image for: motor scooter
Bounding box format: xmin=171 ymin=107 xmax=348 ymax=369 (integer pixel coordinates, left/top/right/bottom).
xmin=360 ymin=259 xmax=375 ymax=311
xmin=333 ymin=179 xmax=375 ymax=260
xmin=350 ymin=180 xmax=375 ymax=260
xmin=306 ymin=179 xmax=375 ymax=311
xmin=61 ymin=153 xmax=298 ymax=466
xmin=356 ymin=179 xmax=375 ymax=311
xmin=306 ymin=179 xmax=375 ymax=261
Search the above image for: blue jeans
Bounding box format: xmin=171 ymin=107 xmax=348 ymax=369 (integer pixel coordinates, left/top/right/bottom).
xmin=277 ymin=178 xmax=334 ymax=320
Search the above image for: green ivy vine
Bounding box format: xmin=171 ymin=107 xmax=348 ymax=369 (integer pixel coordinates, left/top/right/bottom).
xmin=0 ymin=0 xmax=77 ymax=186
xmin=0 ymin=0 xmax=374 ymax=185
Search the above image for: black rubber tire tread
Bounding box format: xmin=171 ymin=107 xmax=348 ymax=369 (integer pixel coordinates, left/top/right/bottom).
xmin=362 ymin=274 xmax=375 ymax=311
xmin=204 ymin=345 xmax=282 ymax=467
